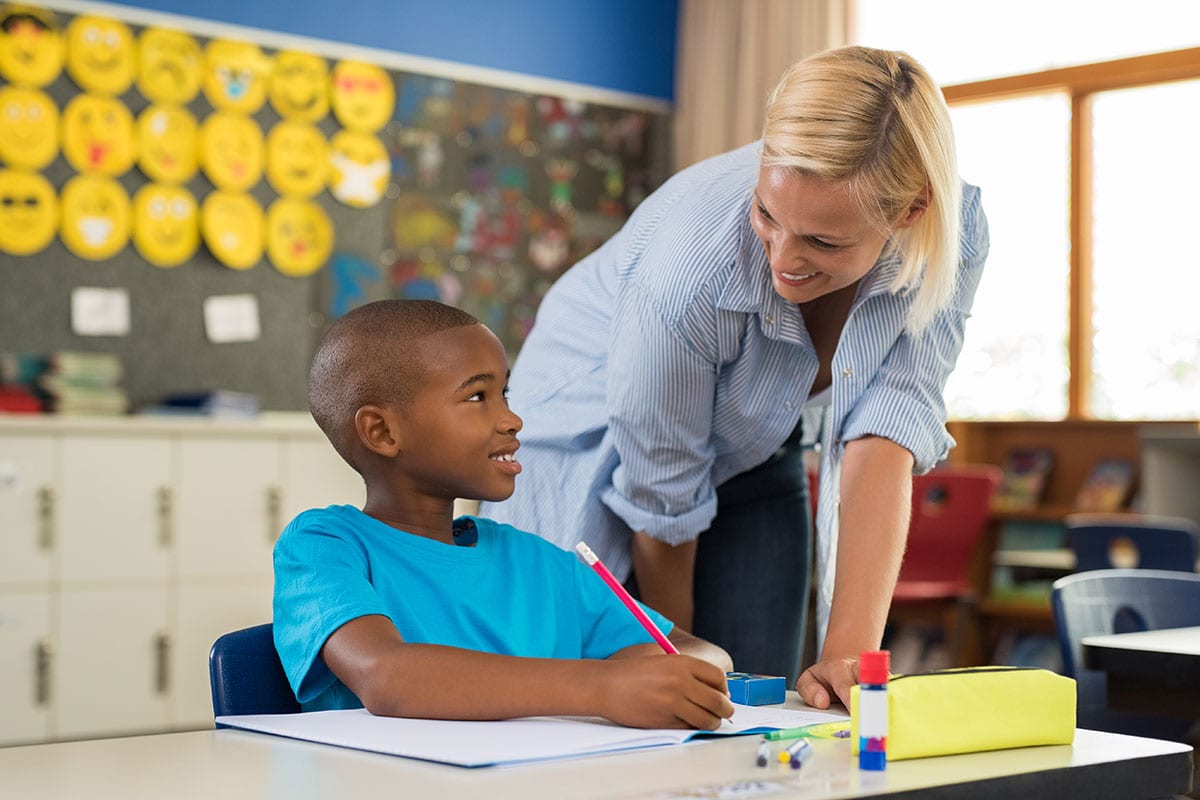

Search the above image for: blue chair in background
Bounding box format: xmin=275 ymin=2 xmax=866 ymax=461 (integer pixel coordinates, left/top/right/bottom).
xmin=1051 ymin=568 xmax=1200 ymax=740
xmin=1064 ymin=513 xmax=1198 ymax=572
xmin=209 ymin=623 xmax=301 ymax=719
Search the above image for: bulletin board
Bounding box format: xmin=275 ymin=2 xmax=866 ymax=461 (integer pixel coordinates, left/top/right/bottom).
xmin=0 ymin=3 xmax=668 ymax=410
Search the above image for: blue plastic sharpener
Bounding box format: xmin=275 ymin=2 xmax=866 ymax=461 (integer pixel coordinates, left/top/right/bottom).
xmin=726 ymin=672 xmax=786 ymax=705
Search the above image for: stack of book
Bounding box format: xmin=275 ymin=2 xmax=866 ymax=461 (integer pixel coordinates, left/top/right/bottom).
xmin=37 ymin=351 xmax=128 ymax=416
xmin=144 ymin=389 xmax=261 ymax=418
xmin=0 ymin=353 xmax=46 ymax=413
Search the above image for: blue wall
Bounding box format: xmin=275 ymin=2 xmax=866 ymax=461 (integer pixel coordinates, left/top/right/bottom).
xmin=109 ymin=0 xmax=679 ymax=103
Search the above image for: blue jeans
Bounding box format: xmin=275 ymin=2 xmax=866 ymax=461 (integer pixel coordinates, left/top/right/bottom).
xmin=628 ymin=429 xmax=813 ymax=684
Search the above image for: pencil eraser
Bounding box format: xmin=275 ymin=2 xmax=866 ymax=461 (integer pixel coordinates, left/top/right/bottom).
xmin=726 ymin=672 xmax=786 ymax=705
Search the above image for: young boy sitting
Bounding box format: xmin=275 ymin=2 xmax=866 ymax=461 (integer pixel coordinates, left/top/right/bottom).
xmin=274 ymin=299 xmax=735 ymax=730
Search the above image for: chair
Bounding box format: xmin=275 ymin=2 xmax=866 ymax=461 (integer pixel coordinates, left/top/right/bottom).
xmin=1064 ymin=513 xmax=1199 ymax=572
xmin=1051 ymin=568 xmax=1200 ymax=739
xmin=888 ymin=463 xmax=1002 ymax=669
xmin=209 ymin=623 xmax=301 ymax=718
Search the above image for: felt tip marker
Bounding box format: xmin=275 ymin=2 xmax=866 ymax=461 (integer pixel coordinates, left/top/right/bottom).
xmin=755 ymin=738 xmax=770 ymax=767
xmin=786 ymin=738 xmax=813 ymax=770
xmin=575 ymin=541 xmax=679 ymax=655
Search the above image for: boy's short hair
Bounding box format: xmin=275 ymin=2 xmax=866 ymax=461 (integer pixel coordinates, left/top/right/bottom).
xmin=308 ymin=299 xmax=481 ymax=468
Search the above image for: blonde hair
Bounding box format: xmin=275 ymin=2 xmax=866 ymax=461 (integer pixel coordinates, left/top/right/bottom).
xmin=762 ymin=45 xmax=960 ymax=332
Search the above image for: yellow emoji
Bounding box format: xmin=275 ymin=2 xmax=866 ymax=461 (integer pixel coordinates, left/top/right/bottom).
xmin=136 ymin=27 xmax=201 ymax=104
xmin=265 ymin=120 xmax=327 ymax=198
xmin=200 ymin=111 xmax=263 ymax=191
xmin=59 ymin=173 xmax=130 ymax=260
xmin=61 ymin=93 xmax=135 ymax=176
xmin=136 ymin=104 xmax=198 ymax=184
xmin=132 ymin=182 xmax=198 ymax=267
xmin=65 ymin=15 xmax=134 ymax=96
xmin=200 ymin=190 xmax=263 ymax=270
xmin=331 ymin=60 xmax=394 ymax=133
xmin=203 ymin=39 xmax=269 ymax=113
xmin=269 ymin=50 xmax=328 ymax=122
xmin=328 ymin=130 xmax=389 ymax=208
xmin=0 ymin=86 xmax=58 ymax=169
xmin=0 ymin=5 xmax=63 ymax=87
xmin=266 ymin=197 xmax=332 ymax=277
xmin=0 ymin=168 xmax=57 ymax=255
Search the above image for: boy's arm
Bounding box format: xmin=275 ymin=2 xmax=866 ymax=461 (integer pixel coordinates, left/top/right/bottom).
xmin=320 ymin=614 xmax=734 ymax=730
xmin=609 ymin=628 xmax=734 ymax=673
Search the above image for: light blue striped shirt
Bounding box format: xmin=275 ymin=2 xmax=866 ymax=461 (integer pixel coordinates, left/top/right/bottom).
xmin=481 ymin=142 xmax=988 ymax=632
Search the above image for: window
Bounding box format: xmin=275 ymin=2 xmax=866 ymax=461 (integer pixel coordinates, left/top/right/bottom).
xmin=856 ymin=1 xmax=1200 ymax=420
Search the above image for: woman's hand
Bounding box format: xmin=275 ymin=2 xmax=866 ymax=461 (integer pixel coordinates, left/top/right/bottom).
xmin=598 ymin=654 xmax=734 ymax=730
xmin=795 ymin=654 xmax=858 ymax=709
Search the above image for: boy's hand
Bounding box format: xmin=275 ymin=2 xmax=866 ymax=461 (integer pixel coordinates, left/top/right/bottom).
xmin=597 ymin=654 xmax=734 ymax=730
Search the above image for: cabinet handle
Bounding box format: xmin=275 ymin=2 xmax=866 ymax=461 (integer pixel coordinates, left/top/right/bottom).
xmin=154 ymin=632 xmax=171 ymax=695
xmin=266 ymin=485 xmax=283 ymax=542
xmin=35 ymin=638 xmax=54 ymax=706
xmin=157 ymin=486 xmax=173 ymax=547
xmin=37 ymin=486 xmax=55 ymax=551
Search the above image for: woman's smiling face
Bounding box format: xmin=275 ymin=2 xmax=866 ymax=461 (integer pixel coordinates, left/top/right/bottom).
xmin=749 ymin=165 xmax=895 ymax=305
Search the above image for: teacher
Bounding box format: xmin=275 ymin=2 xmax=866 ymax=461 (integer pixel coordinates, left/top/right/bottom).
xmin=481 ymin=45 xmax=989 ymax=709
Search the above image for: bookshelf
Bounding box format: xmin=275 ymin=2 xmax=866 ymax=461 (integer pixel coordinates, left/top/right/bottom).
xmin=945 ymin=419 xmax=1185 ymax=665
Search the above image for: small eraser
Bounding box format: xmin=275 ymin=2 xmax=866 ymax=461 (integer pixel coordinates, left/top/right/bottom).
xmin=726 ymin=672 xmax=786 ymax=705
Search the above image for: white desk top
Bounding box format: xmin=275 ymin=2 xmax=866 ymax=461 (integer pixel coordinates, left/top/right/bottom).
xmin=0 ymin=715 xmax=1191 ymax=800
xmin=1082 ymin=625 xmax=1200 ymax=657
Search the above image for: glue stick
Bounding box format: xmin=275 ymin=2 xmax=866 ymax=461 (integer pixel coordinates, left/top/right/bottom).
xmin=857 ymin=649 xmax=889 ymax=771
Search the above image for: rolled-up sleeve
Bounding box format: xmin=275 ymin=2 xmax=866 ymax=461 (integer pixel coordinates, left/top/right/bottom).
xmin=600 ymin=286 xmax=720 ymax=543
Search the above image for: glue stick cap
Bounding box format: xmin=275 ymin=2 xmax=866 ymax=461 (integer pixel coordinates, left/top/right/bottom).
xmin=859 ymin=650 xmax=890 ymax=685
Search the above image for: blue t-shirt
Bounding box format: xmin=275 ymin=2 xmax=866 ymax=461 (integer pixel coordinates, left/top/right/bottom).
xmin=273 ymin=505 xmax=674 ymax=711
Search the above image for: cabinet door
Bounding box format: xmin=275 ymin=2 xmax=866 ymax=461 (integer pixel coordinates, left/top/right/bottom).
xmin=0 ymin=591 xmax=52 ymax=745
xmin=172 ymin=579 xmax=274 ymax=728
xmin=280 ymin=437 xmax=364 ymax=522
xmin=0 ymin=433 xmax=56 ymax=587
xmin=176 ymin=436 xmax=280 ymax=580
xmin=55 ymin=585 xmax=171 ymax=739
xmin=57 ymin=434 xmax=174 ymax=582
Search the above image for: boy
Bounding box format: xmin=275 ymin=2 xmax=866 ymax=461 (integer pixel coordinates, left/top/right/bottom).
xmin=274 ymin=299 xmax=735 ymax=730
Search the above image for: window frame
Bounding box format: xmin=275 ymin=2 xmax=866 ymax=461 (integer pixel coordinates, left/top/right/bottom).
xmin=941 ymin=46 xmax=1200 ymax=419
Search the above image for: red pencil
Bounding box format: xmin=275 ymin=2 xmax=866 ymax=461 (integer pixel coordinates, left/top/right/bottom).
xmin=575 ymin=541 xmax=680 ymax=655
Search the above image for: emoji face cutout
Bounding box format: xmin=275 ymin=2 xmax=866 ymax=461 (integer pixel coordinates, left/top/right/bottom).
xmin=133 ymin=183 xmax=198 ymax=267
xmin=331 ymin=60 xmax=394 ymax=133
xmin=137 ymin=28 xmax=201 ymax=104
xmin=0 ymin=5 xmax=64 ymax=87
xmin=0 ymin=86 xmax=58 ymax=169
xmin=65 ymin=15 xmax=134 ymax=96
xmin=61 ymin=93 xmax=135 ymax=176
xmin=59 ymin=174 xmax=130 ymax=260
xmin=269 ymin=51 xmax=328 ymax=122
xmin=266 ymin=121 xmax=327 ymax=198
xmin=0 ymin=169 xmax=57 ymax=255
xmin=136 ymin=104 xmax=198 ymax=184
xmin=203 ymin=39 xmax=269 ymax=113
xmin=201 ymin=190 xmax=262 ymax=270
xmin=266 ymin=197 xmax=332 ymax=276
xmin=328 ymin=130 xmax=390 ymax=208
xmin=200 ymin=111 xmax=263 ymax=191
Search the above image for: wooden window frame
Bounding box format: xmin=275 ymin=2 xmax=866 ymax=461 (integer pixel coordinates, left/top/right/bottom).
xmin=941 ymin=47 xmax=1200 ymax=419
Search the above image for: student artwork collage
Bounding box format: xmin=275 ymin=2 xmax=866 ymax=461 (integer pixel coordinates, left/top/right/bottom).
xmin=0 ymin=4 xmax=658 ymax=360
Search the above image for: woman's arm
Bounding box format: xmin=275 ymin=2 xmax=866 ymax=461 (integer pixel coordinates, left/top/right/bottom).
xmin=630 ymin=532 xmax=698 ymax=630
xmin=796 ymin=435 xmax=912 ymax=708
xmin=320 ymin=614 xmax=735 ymax=729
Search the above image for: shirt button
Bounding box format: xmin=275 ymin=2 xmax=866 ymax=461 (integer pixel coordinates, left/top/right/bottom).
xmin=842 ymin=367 xmax=853 ymax=378
xmin=765 ymin=315 xmax=775 ymax=325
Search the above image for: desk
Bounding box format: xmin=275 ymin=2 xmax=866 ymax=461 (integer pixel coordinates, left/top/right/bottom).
xmin=0 ymin=706 xmax=1192 ymax=800
xmin=1083 ymin=625 xmax=1200 ymax=718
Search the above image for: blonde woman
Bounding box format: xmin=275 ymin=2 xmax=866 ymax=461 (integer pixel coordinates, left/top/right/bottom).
xmin=482 ymin=46 xmax=989 ymax=710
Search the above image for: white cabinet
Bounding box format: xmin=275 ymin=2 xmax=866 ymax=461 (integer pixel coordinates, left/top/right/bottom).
xmin=0 ymin=414 xmax=362 ymax=744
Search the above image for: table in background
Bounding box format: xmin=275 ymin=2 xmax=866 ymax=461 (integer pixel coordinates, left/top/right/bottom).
xmin=1083 ymin=624 xmax=1200 ymax=718
xmin=0 ymin=699 xmax=1193 ymax=800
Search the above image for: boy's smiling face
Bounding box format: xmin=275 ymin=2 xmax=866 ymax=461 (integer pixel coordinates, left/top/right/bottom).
xmin=394 ymin=323 xmax=523 ymax=505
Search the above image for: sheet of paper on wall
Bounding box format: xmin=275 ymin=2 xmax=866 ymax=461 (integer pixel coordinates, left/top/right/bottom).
xmin=204 ymin=293 xmax=261 ymax=343
xmin=71 ymin=287 xmax=130 ymax=336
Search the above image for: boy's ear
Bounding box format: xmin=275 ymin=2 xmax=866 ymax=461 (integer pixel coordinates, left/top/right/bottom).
xmin=354 ymin=404 xmax=404 ymax=457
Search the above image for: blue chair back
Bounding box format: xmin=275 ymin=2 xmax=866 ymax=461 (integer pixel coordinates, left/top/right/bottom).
xmin=1065 ymin=514 xmax=1198 ymax=572
xmin=209 ymin=623 xmax=301 ymax=718
xmin=1051 ymin=568 xmax=1200 ymax=738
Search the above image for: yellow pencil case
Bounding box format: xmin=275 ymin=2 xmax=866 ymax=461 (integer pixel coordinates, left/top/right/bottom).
xmin=850 ymin=666 xmax=1076 ymax=761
